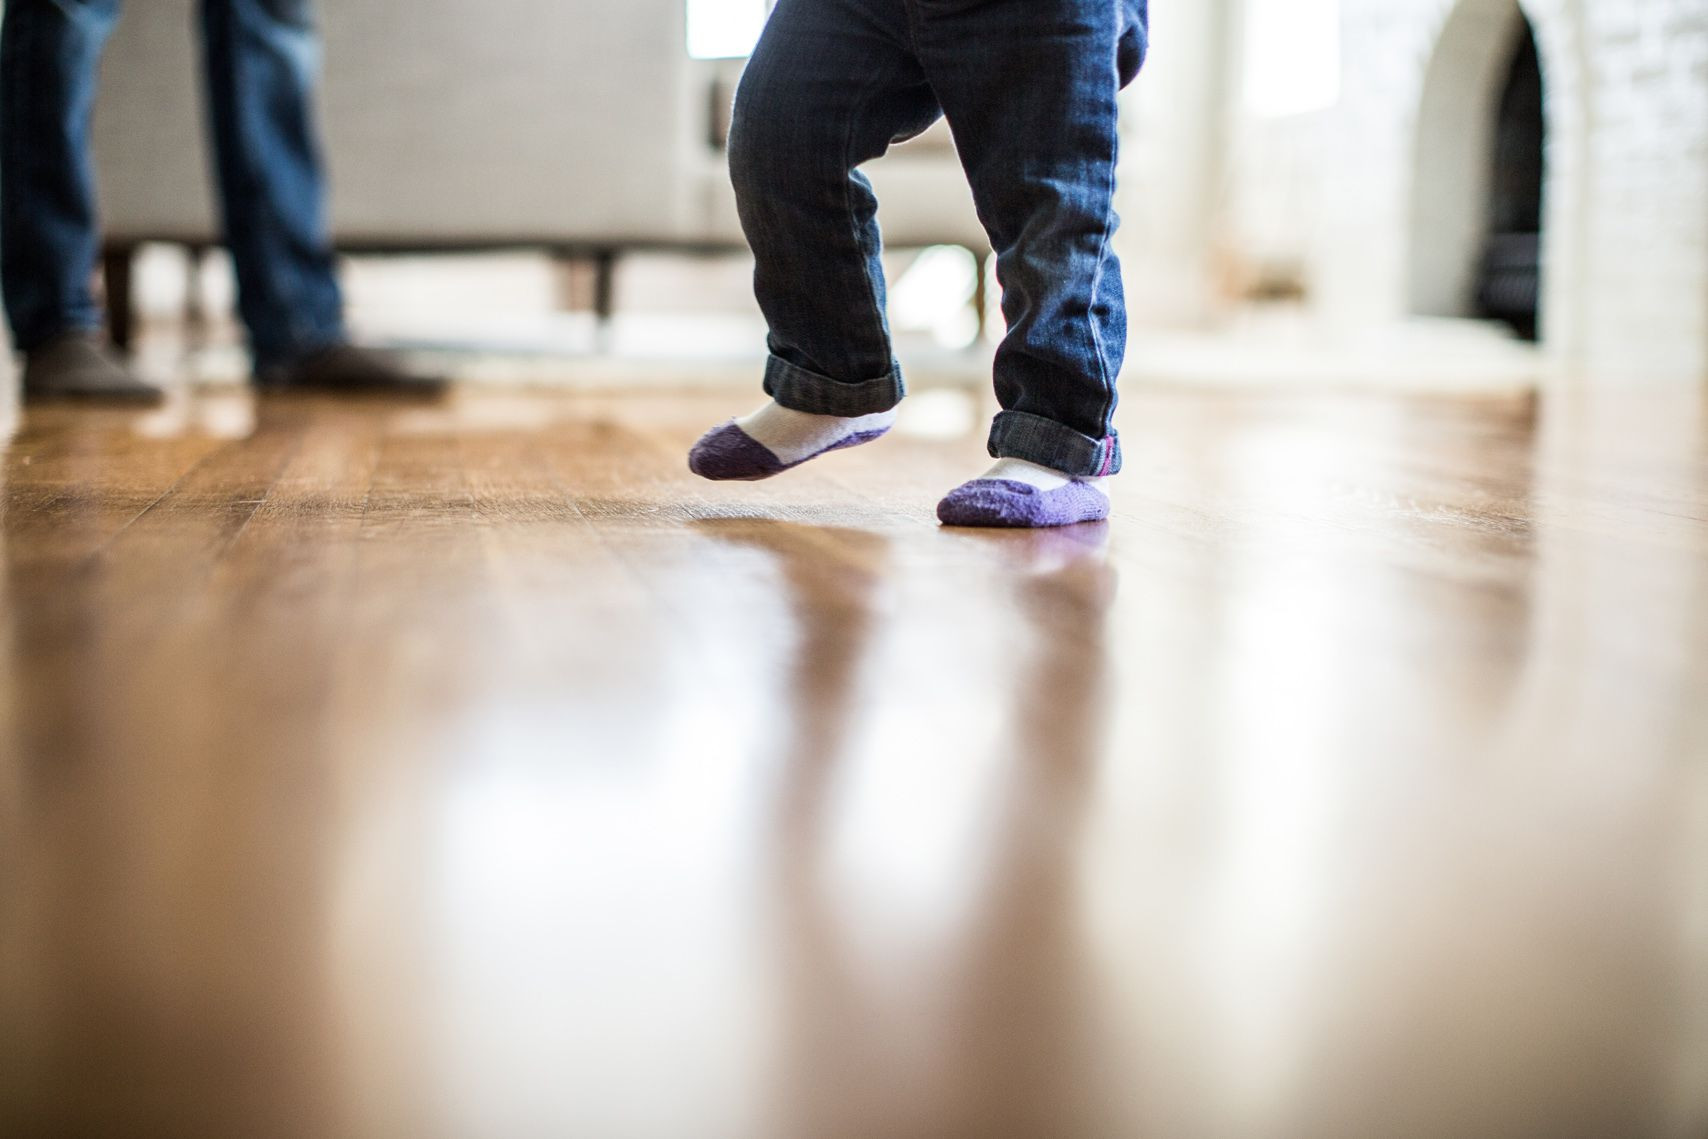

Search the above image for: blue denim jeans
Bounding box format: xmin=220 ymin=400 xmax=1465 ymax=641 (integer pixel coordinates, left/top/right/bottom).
xmin=1 ymin=0 xmax=345 ymax=370
xmin=732 ymin=0 xmax=1147 ymax=477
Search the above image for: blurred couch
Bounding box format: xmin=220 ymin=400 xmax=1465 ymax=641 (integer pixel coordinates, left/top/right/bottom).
xmin=87 ymin=0 xmax=988 ymax=342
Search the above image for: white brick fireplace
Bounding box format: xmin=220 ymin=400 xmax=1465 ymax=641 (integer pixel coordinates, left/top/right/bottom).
xmin=1122 ymin=0 xmax=1708 ymax=384
xmin=1335 ymin=0 xmax=1707 ymax=381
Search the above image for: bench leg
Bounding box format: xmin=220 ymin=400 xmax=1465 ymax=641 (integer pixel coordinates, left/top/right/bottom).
xmin=103 ymin=245 xmax=136 ymax=354
xmin=183 ymin=244 xmax=210 ymax=350
xmin=591 ymin=248 xmax=618 ymax=328
xmin=971 ymin=247 xmax=993 ymax=347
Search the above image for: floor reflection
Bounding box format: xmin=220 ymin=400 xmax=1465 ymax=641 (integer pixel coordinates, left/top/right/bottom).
xmin=698 ymin=517 xmax=1120 ymax=1139
xmin=1 ymin=386 xmax=1704 ymax=1138
xmin=922 ymin=526 xmax=1117 ymax=1139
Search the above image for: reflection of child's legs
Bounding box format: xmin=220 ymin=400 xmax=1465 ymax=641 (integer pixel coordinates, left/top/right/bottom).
xmin=924 ymin=0 xmax=1143 ymax=527
xmin=689 ymin=0 xmax=938 ymax=482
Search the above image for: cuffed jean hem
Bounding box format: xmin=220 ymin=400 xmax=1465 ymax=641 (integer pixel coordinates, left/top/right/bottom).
xmin=988 ymin=410 xmax=1122 ymax=477
xmin=763 ymin=354 xmax=905 ymax=417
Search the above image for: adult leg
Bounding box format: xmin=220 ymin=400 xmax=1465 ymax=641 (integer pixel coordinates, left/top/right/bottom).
xmin=0 ymin=0 xmax=120 ymax=351
xmin=916 ymin=0 xmax=1134 ymax=480
xmin=2 ymin=0 xmax=162 ymax=399
xmin=688 ymin=0 xmax=942 ymax=480
xmin=199 ymin=0 xmax=344 ymax=373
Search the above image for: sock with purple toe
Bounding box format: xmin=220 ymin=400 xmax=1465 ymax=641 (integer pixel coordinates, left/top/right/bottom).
xmin=689 ymin=402 xmax=895 ymax=481
xmin=936 ymin=458 xmax=1110 ymax=528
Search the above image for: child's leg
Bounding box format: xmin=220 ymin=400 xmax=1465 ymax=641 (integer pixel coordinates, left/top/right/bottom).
xmin=917 ymin=0 xmax=1137 ymax=525
xmin=690 ymin=0 xmax=940 ymax=481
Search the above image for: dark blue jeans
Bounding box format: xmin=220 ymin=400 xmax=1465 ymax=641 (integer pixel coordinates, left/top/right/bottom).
xmin=732 ymin=0 xmax=1147 ymax=477
xmin=1 ymin=0 xmax=345 ymax=370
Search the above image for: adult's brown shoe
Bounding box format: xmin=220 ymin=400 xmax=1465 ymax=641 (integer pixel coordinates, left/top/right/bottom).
xmin=21 ymin=331 xmax=164 ymax=403
xmin=257 ymin=344 xmax=448 ymax=395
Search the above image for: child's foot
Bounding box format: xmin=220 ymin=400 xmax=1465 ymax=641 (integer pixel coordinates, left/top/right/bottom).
xmin=688 ymin=402 xmax=896 ymax=481
xmin=936 ymin=458 xmax=1110 ymax=528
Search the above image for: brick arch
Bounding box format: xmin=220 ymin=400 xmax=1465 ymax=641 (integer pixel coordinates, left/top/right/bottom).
xmin=1406 ymin=0 xmax=1532 ymax=319
xmin=1403 ymin=0 xmax=1588 ymax=357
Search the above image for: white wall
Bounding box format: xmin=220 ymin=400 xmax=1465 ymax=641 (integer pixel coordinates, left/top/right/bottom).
xmin=1117 ymin=0 xmax=1239 ymax=327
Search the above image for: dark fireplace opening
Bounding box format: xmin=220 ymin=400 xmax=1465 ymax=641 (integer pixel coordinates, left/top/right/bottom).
xmin=1476 ymin=20 xmax=1545 ymax=341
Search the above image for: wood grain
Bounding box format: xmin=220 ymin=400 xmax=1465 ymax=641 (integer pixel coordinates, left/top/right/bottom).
xmin=1 ymin=383 xmax=1704 ymax=1139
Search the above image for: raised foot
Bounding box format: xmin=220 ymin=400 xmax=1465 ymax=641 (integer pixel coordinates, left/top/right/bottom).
xmin=688 ymin=420 xmax=890 ymax=481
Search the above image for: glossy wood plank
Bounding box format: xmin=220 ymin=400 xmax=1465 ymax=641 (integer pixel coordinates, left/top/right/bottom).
xmin=1 ymin=383 xmax=1705 ymax=1139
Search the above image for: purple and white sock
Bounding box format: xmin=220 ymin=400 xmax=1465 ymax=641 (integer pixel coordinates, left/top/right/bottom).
xmin=689 ymin=402 xmax=896 ymax=481
xmin=936 ymin=458 xmax=1110 ymax=528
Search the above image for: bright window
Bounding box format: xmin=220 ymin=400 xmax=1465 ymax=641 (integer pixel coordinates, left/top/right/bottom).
xmin=1245 ymin=0 xmax=1342 ymax=117
xmin=687 ymin=0 xmax=770 ymax=59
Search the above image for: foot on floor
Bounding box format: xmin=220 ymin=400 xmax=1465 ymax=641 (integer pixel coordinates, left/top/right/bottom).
xmin=937 ymin=458 xmax=1110 ymax=528
xmin=689 ymin=402 xmax=896 ymax=481
xmin=20 ymin=331 xmax=164 ymax=403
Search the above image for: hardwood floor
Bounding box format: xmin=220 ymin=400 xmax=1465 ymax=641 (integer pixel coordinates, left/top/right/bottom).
xmin=1 ymin=382 xmax=1704 ymax=1139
